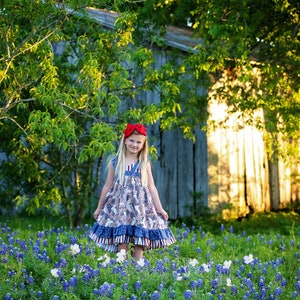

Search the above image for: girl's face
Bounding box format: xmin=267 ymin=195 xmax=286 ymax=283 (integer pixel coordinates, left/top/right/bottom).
xmin=124 ymin=133 xmax=146 ymax=155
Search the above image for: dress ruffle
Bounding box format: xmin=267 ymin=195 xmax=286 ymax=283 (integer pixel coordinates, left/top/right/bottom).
xmin=89 ymin=224 xmax=176 ymax=252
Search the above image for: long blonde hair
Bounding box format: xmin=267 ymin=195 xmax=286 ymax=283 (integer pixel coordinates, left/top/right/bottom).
xmin=115 ymin=133 xmax=149 ymax=186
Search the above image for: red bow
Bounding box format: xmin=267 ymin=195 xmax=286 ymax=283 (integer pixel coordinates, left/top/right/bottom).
xmin=123 ymin=123 xmax=147 ymax=139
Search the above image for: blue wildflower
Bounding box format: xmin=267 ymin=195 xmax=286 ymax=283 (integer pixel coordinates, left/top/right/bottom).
xmin=135 ymin=281 xmax=142 ymax=291
xmin=296 ymin=281 xmax=300 ymax=292
xmin=27 ymin=275 xmax=34 ymax=284
xmin=274 ymin=287 xmax=282 ymax=296
xmin=150 ymin=290 xmax=160 ymax=300
xmin=169 ymin=289 xmax=176 ymax=299
xmin=183 ymin=289 xmax=193 ymax=299
xmin=36 ymin=291 xmax=43 ymax=298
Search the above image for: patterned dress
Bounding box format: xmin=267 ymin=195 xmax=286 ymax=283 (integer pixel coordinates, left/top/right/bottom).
xmin=89 ymin=158 xmax=176 ymax=252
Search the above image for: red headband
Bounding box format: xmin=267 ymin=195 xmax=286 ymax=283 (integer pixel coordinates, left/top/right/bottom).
xmin=123 ymin=123 xmax=147 ymax=139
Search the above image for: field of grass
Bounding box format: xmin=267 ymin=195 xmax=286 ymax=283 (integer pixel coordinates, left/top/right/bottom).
xmin=0 ymin=212 xmax=299 ymax=299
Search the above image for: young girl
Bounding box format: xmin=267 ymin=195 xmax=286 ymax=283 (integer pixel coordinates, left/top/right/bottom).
xmin=89 ymin=123 xmax=176 ymax=260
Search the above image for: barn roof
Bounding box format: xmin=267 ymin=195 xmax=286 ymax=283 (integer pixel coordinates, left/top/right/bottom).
xmin=85 ymin=7 xmax=201 ymax=53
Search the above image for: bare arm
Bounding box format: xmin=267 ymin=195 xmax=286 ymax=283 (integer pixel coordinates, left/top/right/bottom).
xmin=93 ymin=162 xmax=115 ymax=220
xmin=147 ymin=161 xmax=169 ymax=220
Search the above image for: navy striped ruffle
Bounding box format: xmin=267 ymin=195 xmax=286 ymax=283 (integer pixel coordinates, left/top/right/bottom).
xmin=89 ymin=223 xmax=176 ymax=253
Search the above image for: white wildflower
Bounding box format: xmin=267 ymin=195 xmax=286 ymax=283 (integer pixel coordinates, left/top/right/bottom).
xmin=50 ymin=268 xmax=60 ymax=278
xmin=116 ymin=249 xmax=127 ymax=263
xmin=226 ymin=278 xmax=232 ymax=286
xmin=137 ymin=258 xmax=145 ymax=267
xmin=243 ymin=254 xmax=254 ymax=264
xmin=223 ymin=260 xmax=232 ymax=269
xmin=176 ymin=274 xmax=183 ymax=281
xmin=98 ymin=254 xmax=111 ymax=267
xmin=189 ymin=258 xmax=199 ymax=267
xmin=201 ymin=263 xmax=211 ymax=273
xmin=70 ymin=244 xmax=81 ymax=255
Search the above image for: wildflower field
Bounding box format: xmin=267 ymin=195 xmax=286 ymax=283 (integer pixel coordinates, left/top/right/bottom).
xmin=0 ymin=213 xmax=300 ymax=299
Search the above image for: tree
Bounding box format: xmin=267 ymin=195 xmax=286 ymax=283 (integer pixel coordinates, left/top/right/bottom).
xmin=0 ymin=0 xmax=203 ymax=225
xmin=134 ymin=0 xmax=300 ymax=157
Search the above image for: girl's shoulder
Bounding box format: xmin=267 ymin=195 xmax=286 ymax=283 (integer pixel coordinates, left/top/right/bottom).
xmin=110 ymin=155 xmax=118 ymax=168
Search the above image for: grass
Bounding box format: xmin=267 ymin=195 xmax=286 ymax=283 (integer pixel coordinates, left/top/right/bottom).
xmin=0 ymin=212 xmax=300 ymax=299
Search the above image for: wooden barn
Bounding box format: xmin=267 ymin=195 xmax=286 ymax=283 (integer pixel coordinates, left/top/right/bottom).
xmin=85 ymin=8 xmax=300 ymax=220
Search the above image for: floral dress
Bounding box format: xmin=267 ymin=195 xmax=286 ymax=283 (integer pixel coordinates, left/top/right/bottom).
xmin=89 ymin=158 xmax=176 ymax=252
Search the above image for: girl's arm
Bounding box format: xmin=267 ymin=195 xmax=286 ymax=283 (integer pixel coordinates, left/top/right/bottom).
xmin=93 ymin=162 xmax=115 ymax=220
xmin=147 ymin=161 xmax=169 ymax=220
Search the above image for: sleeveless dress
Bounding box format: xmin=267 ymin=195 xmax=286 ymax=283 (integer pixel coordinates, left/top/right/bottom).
xmin=89 ymin=157 xmax=176 ymax=252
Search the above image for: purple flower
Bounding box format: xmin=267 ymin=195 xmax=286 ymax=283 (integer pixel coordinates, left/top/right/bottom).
xmin=149 ymin=291 xmax=160 ymax=300
xmin=211 ymin=278 xmax=219 ymax=289
xmin=296 ymin=281 xmax=300 ymax=292
xmin=220 ymin=224 xmax=225 ymax=232
xmin=36 ymin=291 xmax=43 ymax=298
xmin=169 ymin=289 xmax=176 ymax=299
xmin=274 ymin=287 xmax=282 ymax=296
xmin=63 ymin=280 xmax=70 ymax=292
xmin=4 ymin=293 xmax=13 ymax=300
xmin=135 ymin=281 xmax=142 ymax=291
xmin=27 ymin=275 xmax=34 ymax=284
xmin=184 ymin=290 xmax=193 ymax=299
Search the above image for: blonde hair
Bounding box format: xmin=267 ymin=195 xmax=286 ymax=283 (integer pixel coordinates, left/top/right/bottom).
xmin=115 ymin=132 xmax=149 ymax=186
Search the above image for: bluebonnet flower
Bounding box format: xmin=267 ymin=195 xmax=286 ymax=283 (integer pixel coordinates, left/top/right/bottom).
xmin=36 ymin=291 xmax=43 ymax=298
xmin=220 ymin=224 xmax=225 ymax=232
xmin=141 ymin=291 xmax=147 ymax=299
xmin=211 ymin=278 xmax=219 ymax=289
xmin=190 ymin=234 xmax=196 ymax=244
xmin=274 ymin=287 xmax=282 ymax=296
xmin=276 ymin=272 xmax=282 ymax=281
xmin=4 ymin=293 xmax=13 ymax=300
xmin=27 ymin=275 xmax=34 ymax=284
xmin=183 ymin=289 xmax=193 ymax=299
xmin=37 ymin=231 xmax=44 ymax=238
xmin=281 ymin=278 xmax=287 ymax=286
xmin=62 ymin=280 xmax=70 ymax=292
xmin=149 ymin=290 xmax=160 ymax=300
xmin=158 ymin=282 xmax=164 ymax=291
xmin=169 ymin=289 xmax=176 ymax=299
xmin=135 ymin=280 xmax=142 ymax=291
xmin=292 ymin=291 xmax=299 ymax=298
xmin=69 ymin=275 xmax=77 ymax=287
xmin=19 ymin=282 xmax=26 ymax=289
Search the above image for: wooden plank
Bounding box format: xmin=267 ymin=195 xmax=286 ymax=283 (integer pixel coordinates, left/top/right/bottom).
xmin=194 ymin=128 xmax=209 ymax=209
xmin=177 ymin=130 xmax=194 ymax=217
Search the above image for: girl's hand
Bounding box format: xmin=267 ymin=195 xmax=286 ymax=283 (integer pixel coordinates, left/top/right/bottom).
xmin=93 ymin=208 xmax=101 ymax=220
xmin=157 ymin=209 xmax=169 ymax=221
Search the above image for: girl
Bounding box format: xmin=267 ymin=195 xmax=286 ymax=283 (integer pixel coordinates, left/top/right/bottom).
xmin=89 ymin=123 xmax=176 ymax=260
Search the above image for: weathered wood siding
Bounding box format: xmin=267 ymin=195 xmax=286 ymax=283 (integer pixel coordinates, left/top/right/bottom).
xmin=85 ymin=7 xmax=299 ymax=219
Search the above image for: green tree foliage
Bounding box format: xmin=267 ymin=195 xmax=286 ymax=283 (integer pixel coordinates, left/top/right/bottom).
xmin=0 ymin=0 xmax=203 ymax=224
xmin=133 ymin=0 xmax=300 ymax=158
